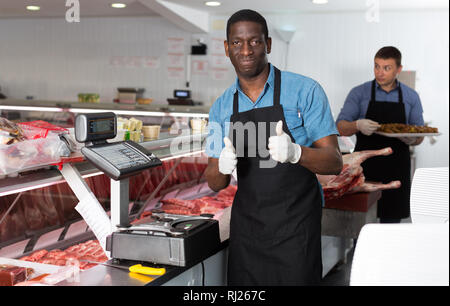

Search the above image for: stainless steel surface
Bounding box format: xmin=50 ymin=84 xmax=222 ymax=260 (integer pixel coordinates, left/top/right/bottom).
xmin=58 ymin=262 xmax=159 ymax=286
xmin=111 ymin=178 xmax=130 ymax=230
xmin=109 ymin=219 xmax=220 ymax=266
xmin=119 ymin=224 xmax=183 ymax=236
xmin=74 ymin=114 xmax=87 ymax=142
xmin=0 ymin=161 xmax=100 ymax=197
xmin=321 ymin=204 xmax=378 ymax=239
xmin=80 ymin=260 xmax=129 ymax=271
xmin=119 ymin=215 xmax=212 ymax=235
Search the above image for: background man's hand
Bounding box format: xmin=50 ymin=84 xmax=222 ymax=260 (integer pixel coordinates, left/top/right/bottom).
xmin=356 ymin=119 xmax=381 ymax=136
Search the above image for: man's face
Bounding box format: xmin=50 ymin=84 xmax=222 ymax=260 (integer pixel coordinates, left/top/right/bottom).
xmin=224 ymin=21 xmax=271 ymax=79
xmin=374 ymin=57 xmax=402 ymax=87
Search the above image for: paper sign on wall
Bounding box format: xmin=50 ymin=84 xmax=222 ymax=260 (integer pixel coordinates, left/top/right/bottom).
xmin=110 ymin=56 xmax=142 ymax=68
xmin=167 ymin=37 xmax=185 ymax=54
xmin=167 ymin=67 xmax=184 ymax=79
xmin=167 ymin=53 xmax=185 ymax=68
xmin=211 ymin=67 xmax=229 ymax=81
xmin=144 ymin=56 xmax=160 ymax=69
xmin=211 ymin=54 xmax=229 ymax=69
xmin=192 ymin=60 xmax=209 ymax=75
xmin=211 ymin=37 xmax=225 ymax=55
xmin=110 ymin=56 xmax=160 ymax=69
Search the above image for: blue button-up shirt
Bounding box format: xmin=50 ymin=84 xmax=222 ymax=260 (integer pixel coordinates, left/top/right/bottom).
xmin=206 ymin=63 xmax=338 ymax=158
xmin=336 ymin=80 xmax=424 ymax=125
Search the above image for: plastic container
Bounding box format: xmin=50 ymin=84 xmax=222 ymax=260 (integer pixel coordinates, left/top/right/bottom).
xmin=136 ymin=98 xmax=153 ymax=105
xmin=190 ymin=118 xmax=207 ymax=134
xmin=142 ymin=125 xmax=160 ymax=140
xmin=78 ymin=93 xmax=100 ymax=103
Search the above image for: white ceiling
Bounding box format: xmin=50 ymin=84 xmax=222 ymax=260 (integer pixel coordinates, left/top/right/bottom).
xmin=169 ymin=0 xmax=450 ymax=15
xmin=0 ymin=0 xmax=157 ymax=18
xmin=0 ymin=0 xmax=448 ymax=18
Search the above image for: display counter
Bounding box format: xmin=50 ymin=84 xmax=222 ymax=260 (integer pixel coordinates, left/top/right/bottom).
xmin=323 ymin=191 xmax=381 ymax=239
xmin=0 ymin=101 xmax=379 ymax=286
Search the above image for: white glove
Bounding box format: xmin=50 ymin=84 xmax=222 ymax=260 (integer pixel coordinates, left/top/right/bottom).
xmin=268 ymin=121 xmax=302 ymax=164
xmin=399 ymin=136 xmax=416 ymax=145
xmin=356 ymin=119 xmax=381 ymax=136
xmin=218 ymin=137 xmax=237 ymax=175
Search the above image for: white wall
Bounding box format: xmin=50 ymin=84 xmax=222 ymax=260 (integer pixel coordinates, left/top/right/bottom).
xmin=0 ymin=16 xmax=235 ymax=105
xmin=0 ymin=10 xmax=448 ymax=169
xmin=266 ymin=10 xmax=449 ymax=169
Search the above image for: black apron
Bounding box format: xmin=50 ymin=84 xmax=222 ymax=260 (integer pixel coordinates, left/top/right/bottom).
xmin=227 ymin=66 xmax=323 ymax=286
xmin=355 ymin=80 xmax=411 ymax=219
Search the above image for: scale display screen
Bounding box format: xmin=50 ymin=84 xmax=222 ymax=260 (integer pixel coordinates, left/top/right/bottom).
xmin=174 ymin=89 xmax=191 ymax=99
xmin=91 ymin=118 xmax=113 ymax=133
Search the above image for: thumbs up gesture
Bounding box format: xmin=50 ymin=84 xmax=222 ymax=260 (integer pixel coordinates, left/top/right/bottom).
xmin=268 ymin=120 xmax=302 ymax=164
xmin=219 ymin=137 xmax=237 ymax=175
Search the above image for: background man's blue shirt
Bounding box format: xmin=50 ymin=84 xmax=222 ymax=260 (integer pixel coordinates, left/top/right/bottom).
xmin=336 ymin=80 xmax=424 ymax=125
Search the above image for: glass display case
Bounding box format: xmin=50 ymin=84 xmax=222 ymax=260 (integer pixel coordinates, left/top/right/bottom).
xmin=0 ymin=100 xmax=226 ymax=282
xmin=0 ymin=99 xmax=355 ymax=286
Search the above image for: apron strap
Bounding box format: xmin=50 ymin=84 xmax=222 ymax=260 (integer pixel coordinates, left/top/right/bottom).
xmin=273 ymin=66 xmax=281 ymax=106
xmin=233 ymin=90 xmax=239 ymax=116
xmin=397 ymin=82 xmax=404 ymax=104
xmin=371 ymin=80 xmax=376 ymax=101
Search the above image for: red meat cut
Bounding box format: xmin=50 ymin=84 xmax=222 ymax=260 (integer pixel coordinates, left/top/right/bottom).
xmin=317 ymin=147 xmax=401 ymax=200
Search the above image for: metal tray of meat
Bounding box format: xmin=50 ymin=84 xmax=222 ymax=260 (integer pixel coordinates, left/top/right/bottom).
xmin=374 ymin=131 xmax=442 ymax=137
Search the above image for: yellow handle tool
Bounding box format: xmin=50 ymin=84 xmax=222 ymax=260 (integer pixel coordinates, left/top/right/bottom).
xmin=129 ymin=264 xmax=166 ymax=276
xmin=81 ymin=260 xmax=165 ymax=276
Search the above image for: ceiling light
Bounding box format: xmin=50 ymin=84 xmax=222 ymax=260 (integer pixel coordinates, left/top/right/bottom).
xmin=312 ymin=0 xmax=328 ymax=4
xmin=26 ymin=5 xmax=40 ymax=11
xmin=205 ymin=1 xmax=221 ymax=7
xmin=111 ymin=3 xmax=127 ymax=8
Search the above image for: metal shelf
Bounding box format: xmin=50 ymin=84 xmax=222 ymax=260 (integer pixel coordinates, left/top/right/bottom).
xmin=0 ymin=99 xmax=209 ymax=118
xmin=0 ymin=132 xmax=207 ymax=197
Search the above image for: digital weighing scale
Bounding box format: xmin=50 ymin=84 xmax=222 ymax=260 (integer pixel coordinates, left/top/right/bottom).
xmin=74 ymin=112 xmax=220 ymax=266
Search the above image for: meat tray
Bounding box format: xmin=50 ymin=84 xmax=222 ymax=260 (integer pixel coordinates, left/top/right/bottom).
xmin=374 ymin=131 xmax=442 ymax=137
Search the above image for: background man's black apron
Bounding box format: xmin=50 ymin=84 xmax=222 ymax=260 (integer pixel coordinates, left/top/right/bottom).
xmin=227 ymin=66 xmax=323 ymax=285
xmin=355 ymin=80 xmax=411 ymax=220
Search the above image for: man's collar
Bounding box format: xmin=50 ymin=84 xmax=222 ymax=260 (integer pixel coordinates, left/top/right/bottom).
xmin=232 ymin=63 xmax=274 ymax=93
xmin=376 ymin=79 xmax=400 ymax=91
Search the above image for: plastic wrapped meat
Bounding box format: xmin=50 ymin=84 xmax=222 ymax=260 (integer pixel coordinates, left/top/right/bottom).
xmin=0 ymin=117 xmax=26 ymax=145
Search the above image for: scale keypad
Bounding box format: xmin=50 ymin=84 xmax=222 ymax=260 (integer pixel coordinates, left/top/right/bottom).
xmin=92 ymin=143 xmax=151 ymax=170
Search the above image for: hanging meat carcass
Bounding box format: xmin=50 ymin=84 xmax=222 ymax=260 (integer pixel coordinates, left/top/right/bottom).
xmin=317 ymin=147 xmax=401 ymax=200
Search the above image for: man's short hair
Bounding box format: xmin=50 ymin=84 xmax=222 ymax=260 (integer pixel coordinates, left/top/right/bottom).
xmin=226 ymin=9 xmax=268 ymax=42
xmin=375 ymin=46 xmax=402 ymax=67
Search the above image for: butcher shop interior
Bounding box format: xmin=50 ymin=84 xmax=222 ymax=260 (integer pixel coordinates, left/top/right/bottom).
xmin=0 ymin=0 xmax=448 ymax=290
